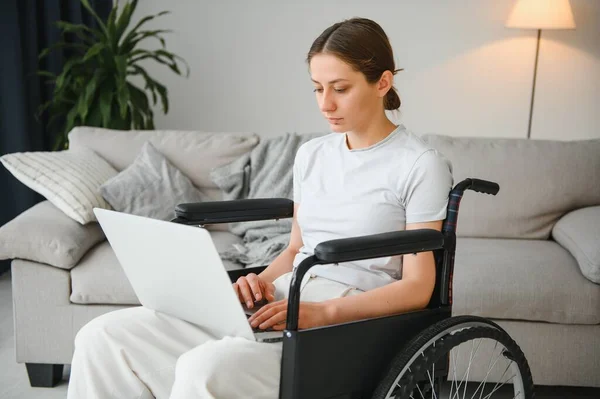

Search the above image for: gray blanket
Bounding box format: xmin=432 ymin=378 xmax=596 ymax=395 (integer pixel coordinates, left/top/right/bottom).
xmin=210 ymin=132 xmax=324 ymax=267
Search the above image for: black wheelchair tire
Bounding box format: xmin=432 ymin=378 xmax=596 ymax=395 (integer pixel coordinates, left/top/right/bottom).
xmin=371 ymin=315 xmax=534 ymax=399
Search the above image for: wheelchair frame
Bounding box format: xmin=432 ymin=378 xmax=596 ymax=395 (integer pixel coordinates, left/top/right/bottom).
xmin=173 ymin=178 xmax=500 ymax=399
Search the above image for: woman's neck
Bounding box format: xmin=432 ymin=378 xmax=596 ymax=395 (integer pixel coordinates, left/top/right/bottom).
xmin=345 ymin=117 xmax=398 ymax=150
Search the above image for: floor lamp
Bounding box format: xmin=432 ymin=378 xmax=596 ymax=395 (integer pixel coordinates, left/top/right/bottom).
xmin=505 ymin=0 xmax=576 ymax=139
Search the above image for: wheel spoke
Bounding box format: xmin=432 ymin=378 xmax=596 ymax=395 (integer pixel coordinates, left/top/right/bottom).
xmin=452 ymin=338 xmax=482 ymax=399
xmin=481 ymin=374 xmax=515 ymax=399
xmin=462 ymin=338 xmax=478 ymax=399
xmin=471 ymin=341 xmax=505 ymax=399
xmin=485 ymin=360 xmax=514 ymax=399
xmin=426 ymin=369 xmax=438 ymax=399
xmin=450 ymin=346 xmax=460 ymax=399
xmin=415 ymin=382 xmax=426 ymax=399
xmin=432 ymin=363 xmax=437 ymax=399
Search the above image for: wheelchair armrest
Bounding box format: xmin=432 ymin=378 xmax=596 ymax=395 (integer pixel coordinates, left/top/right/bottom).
xmin=286 ymin=229 xmax=445 ymax=330
xmin=314 ymin=229 xmax=444 ymax=263
xmin=173 ymin=198 xmax=293 ymax=225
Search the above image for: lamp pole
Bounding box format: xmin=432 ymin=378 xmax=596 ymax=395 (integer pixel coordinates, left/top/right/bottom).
xmin=527 ymin=29 xmax=542 ymax=139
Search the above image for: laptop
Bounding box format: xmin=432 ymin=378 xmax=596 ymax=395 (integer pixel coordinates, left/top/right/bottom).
xmin=93 ymin=208 xmax=283 ymax=343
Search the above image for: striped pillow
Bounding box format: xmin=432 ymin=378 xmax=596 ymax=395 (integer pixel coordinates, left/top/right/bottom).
xmin=1 ymin=148 xmax=118 ymax=224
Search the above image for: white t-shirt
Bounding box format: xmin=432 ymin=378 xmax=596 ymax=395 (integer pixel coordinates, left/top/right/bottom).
xmin=292 ymin=124 xmax=453 ymax=292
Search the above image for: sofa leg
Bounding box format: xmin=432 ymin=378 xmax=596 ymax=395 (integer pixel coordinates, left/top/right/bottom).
xmin=25 ymin=363 xmax=64 ymax=387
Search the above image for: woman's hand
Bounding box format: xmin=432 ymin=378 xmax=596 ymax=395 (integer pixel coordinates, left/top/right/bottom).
xmin=232 ymin=273 xmax=275 ymax=309
xmin=248 ymin=299 xmax=333 ymax=331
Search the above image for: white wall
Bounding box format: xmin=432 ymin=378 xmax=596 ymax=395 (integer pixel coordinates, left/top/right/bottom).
xmin=132 ymin=0 xmax=600 ymax=140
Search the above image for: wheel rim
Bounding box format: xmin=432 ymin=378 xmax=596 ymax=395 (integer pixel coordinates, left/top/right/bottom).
xmin=384 ymin=322 xmax=527 ymax=399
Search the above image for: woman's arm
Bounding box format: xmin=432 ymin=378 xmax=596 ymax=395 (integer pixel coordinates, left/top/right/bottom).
xmin=258 ymin=204 xmax=303 ymax=283
xmin=324 ymin=220 xmax=441 ymax=325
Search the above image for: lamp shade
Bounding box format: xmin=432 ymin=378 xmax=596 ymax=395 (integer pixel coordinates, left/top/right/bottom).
xmin=506 ymin=0 xmax=576 ymax=29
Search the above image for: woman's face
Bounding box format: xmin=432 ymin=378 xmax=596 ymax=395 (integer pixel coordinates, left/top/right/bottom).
xmin=309 ymin=53 xmax=384 ymax=133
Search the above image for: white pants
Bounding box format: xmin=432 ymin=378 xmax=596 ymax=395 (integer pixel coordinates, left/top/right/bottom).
xmin=67 ymin=272 xmax=363 ymax=399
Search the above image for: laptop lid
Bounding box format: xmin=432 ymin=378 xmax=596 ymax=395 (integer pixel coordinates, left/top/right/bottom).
xmin=93 ymin=208 xmax=256 ymax=341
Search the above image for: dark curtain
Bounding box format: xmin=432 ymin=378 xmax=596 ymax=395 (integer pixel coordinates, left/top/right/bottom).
xmin=0 ymin=0 xmax=112 ymax=275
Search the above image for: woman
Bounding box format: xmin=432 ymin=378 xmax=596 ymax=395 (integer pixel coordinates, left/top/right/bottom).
xmin=67 ymin=17 xmax=452 ymax=399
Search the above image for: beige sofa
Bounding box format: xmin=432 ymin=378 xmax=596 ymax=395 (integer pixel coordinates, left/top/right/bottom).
xmin=2 ymin=127 xmax=600 ymax=388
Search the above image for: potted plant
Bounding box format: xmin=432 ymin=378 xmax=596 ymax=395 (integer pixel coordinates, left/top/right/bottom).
xmin=38 ymin=0 xmax=189 ymax=150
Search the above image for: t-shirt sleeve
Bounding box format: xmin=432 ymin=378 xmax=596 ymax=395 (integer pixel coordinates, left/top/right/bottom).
xmin=402 ymin=149 xmax=453 ymax=224
xmin=292 ymin=145 xmax=305 ymax=203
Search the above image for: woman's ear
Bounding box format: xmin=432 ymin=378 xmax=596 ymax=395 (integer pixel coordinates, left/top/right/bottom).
xmin=377 ymin=70 xmax=394 ymax=98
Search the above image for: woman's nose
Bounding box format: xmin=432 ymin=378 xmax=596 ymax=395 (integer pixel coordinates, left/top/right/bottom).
xmin=320 ymin=91 xmax=336 ymax=113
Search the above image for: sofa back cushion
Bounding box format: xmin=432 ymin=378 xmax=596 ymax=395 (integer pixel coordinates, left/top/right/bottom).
xmin=68 ymin=127 xmax=259 ymax=201
xmin=420 ymin=135 xmax=600 ymax=239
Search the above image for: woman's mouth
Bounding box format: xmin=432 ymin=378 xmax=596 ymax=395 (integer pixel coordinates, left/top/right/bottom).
xmin=327 ymin=118 xmax=343 ymax=124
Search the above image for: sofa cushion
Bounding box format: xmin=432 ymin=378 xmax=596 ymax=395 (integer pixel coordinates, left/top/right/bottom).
xmin=420 ymin=135 xmax=600 ymax=239
xmin=0 ymin=201 xmax=105 ymax=269
xmin=100 ymin=142 xmax=205 ymax=221
xmin=68 ymin=127 xmax=259 ymax=202
xmin=452 ymin=238 xmax=600 ymax=325
xmin=70 ymin=231 xmax=245 ymax=305
xmin=552 ymin=206 xmax=600 ymax=284
xmin=0 ymin=147 xmax=118 ymax=224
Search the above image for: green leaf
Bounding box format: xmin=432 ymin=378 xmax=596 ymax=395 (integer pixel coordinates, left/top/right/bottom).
xmin=128 ymin=82 xmax=149 ymax=109
xmin=38 ymin=42 xmax=87 ymax=60
xmin=99 ymin=85 xmax=115 ymax=127
xmin=85 ymin=73 xmax=102 ymax=106
xmin=129 ymin=65 xmax=157 ymax=104
xmin=105 ymin=4 xmax=118 ymax=48
xmin=153 ymin=80 xmax=168 ymax=114
xmin=75 ymin=72 xmax=100 ymax=122
xmin=85 ymin=99 xmax=103 ymax=127
xmin=120 ymin=10 xmax=170 ymax=50
xmin=80 ymin=0 xmax=108 ymax=35
xmin=54 ymin=58 xmax=83 ymax=91
xmin=117 ymin=83 xmax=130 ymax=119
xmin=37 ymin=71 xmax=57 ymax=79
xmin=120 ymin=29 xmax=172 ymax=54
xmin=55 ymin=20 xmax=103 ymax=44
xmin=131 ymin=49 xmax=189 ymax=78
xmin=82 ymin=42 xmax=104 ymax=62
xmin=53 ymin=106 xmax=79 ymax=150
xmin=114 ymin=0 xmax=138 ymax=47
xmin=130 ymin=105 xmax=144 ymax=129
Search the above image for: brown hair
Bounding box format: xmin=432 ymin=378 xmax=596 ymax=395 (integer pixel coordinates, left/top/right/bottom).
xmin=307 ymin=17 xmax=402 ymax=111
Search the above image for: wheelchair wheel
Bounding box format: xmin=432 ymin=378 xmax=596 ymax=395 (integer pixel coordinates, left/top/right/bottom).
xmin=372 ymin=316 xmax=534 ymax=399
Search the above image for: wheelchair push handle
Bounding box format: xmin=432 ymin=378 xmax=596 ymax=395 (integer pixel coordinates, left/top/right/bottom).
xmin=454 ymin=178 xmax=499 ymax=196
xmin=469 ymin=178 xmax=499 ymax=195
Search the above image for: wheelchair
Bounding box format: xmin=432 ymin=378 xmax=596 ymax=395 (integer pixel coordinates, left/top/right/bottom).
xmin=172 ymin=178 xmax=534 ymax=399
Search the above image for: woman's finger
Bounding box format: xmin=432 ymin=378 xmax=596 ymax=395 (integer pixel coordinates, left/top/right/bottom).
xmin=236 ymin=277 xmax=255 ymax=308
xmin=232 ymin=282 xmax=242 ymax=302
xmin=245 ymin=273 xmax=262 ymax=301
xmin=265 ymin=282 xmax=276 ymax=302
xmin=249 ymin=301 xmax=286 ymax=325
xmin=259 ymin=309 xmax=287 ymax=330
xmin=272 ymin=321 xmax=287 ymax=331
xmin=248 ymin=300 xmax=281 ymax=323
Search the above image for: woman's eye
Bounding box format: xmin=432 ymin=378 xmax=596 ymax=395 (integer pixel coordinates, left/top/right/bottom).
xmin=312 ymin=88 xmax=346 ymax=93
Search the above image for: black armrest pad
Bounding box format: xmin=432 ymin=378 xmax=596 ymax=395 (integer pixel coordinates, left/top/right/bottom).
xmin=174 ymin=198 xmax=293 ymax=225
xmin=314 ymin=229 xmax=444 ymax=263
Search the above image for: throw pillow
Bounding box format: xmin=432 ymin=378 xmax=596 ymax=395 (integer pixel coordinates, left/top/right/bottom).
xmin=552 ymin=206 xmax=600 ymax=284
xmin=100 ymin=141 xmax=205 ymax=221
xmin=0 ymin=201 xmax=105 ymax=269
xmin=1 ymin=148 xmax=118 ymax=224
